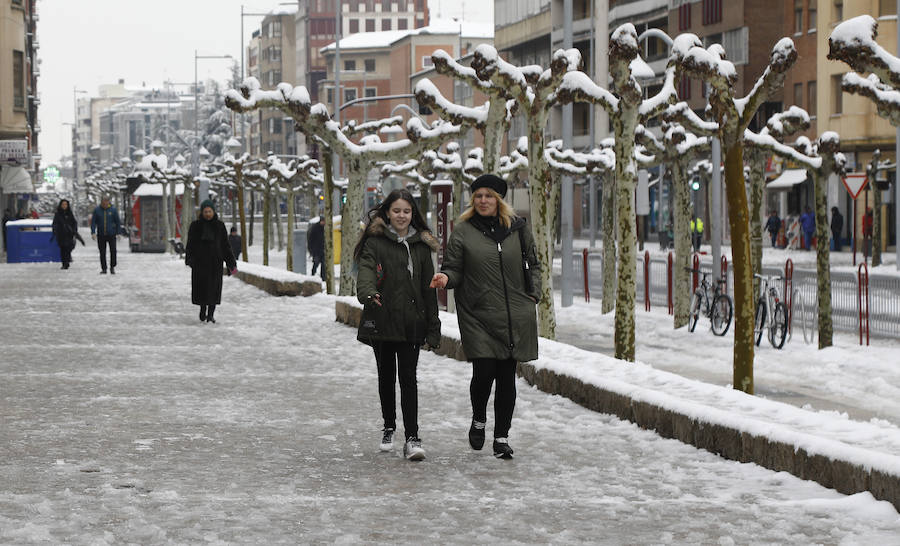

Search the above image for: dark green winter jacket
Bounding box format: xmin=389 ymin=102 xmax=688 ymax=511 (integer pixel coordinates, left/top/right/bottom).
xmin=441 ymin=214 xmax=541 ymax=362
xmin=356 ymin=218 xmax=441 ymax=347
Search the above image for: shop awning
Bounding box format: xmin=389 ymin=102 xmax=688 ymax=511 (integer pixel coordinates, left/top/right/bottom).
xmin=0 ymin=166 xmax=35 ymax=193
xmin=766 ymin=169 xmax=808 ymax=190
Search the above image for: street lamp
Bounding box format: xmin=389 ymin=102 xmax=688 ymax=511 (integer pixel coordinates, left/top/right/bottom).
xmin=194 ymin=50 xmax=233 ymax=203
xmin=73 ymin=87 xmax=87 ymax=189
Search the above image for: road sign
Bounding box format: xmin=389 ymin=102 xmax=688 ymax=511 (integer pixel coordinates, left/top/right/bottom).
xmin=842 ymin=173 xmax=868 ymax=200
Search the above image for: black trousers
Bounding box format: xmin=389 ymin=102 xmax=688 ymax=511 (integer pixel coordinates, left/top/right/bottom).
xmin=311 ymin=252 xmax=325 ymax=280
xmin=470 ymin=358 xmax=517 ymax=439
xmin=97 ymin=235 xmax=117 ymax=271
xmin=832 ymin=230 xmax=842 ymax=251
xmin=373 ymin=341 xmax=420 ymax=440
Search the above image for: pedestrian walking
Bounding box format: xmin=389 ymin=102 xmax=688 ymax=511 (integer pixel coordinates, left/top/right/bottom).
xmin=800 ymin=206 xmax=815 ymax=250
xmin=355 ymin=189 xmax=440 ymax=461
xmin=2 ymin=207 xmax=13 ymax=252
xmin=429 ymin=174 xmax=541 ymax=460
xmin=50 ymin=199 xmax=84 ymax=269
xmin=90 ymin=195 xmax=121 ymax=274
xmin=764 ymin=210 xmax=781 ymax=248
xmin=228 ymin=226 xmax=242 ymax=261
xmin=830 ymin=206 xmax=844 ymax=251
xmin=690 ymin=216 xmax=704 ymax=251
xmin=307 ymin=216 xmax=326 ymax=280
xmin=185 ymin=200 xmax=237 ymax=324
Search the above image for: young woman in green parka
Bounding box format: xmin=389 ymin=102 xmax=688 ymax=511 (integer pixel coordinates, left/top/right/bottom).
xmin=355 ymin=189 xmax=441 ymax=461
xmin=430 ymin=174 xmax=541 ymax=459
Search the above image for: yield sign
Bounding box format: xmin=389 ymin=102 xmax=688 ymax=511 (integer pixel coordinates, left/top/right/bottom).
xmin=842 ymin=173 xmax=868 ymax=200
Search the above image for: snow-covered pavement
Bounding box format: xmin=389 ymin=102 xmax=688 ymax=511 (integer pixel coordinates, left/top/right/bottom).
xmin=1 ymin=252 xmax=898 ymax=543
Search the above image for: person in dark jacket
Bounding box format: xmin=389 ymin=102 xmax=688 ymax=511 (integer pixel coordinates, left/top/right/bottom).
xmin=228 ymin=226 xmax=242 ymax=261
xmin=831 ymin=206 xmax=844 ymax=251
xmin=355 ymin=189 xmax=440 ymax=461
xmin=764 ymin=210 xmax=781 ymax=248
xmin=185 ymin=200 xmax=237 ymax=324
xmin=430 ymin=174 xmax=541 ymax=460
xmin=90 ymin=195 xmax=122 ymax=274
xmin=51 ymin=199 xmax=84 ymax=269
xmin=308 ymin=216 xmax=326 ymax=280
xmin=800 ymin=206 xmax=815 ymax=250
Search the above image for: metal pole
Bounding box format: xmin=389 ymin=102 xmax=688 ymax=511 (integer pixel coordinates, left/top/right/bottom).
xmin=194 ymin=50 xmax=207 ymax=203
xmin=593 ymin=0 xmax=609 ymax=248
xmin=561 ymin=0 xmax=574 ymax=307
xmin=333 ymin=1 xmax=341 ymax=175
xmin=588 ymin=0 xmax=596 ymax=248
xmin=711 ymin=136 xmax=722 ymax=280
xmin=240 ymin=5 xmax=246 ymax=154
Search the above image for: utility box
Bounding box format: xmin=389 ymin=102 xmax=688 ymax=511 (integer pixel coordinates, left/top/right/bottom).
xmin=6 ymin=219 xmax=60 ymax=263
xmin=293 ymin=227 xmax=307 ymax=274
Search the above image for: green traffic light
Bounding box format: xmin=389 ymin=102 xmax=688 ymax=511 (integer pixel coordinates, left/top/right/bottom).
xmin=691 ymin=180 xmax=700 ymax=191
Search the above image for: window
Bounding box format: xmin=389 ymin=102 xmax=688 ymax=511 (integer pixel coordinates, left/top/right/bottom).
xmin=398 ymin=18 xmax=408 ymax=30
xmin=833 ymin=0 xmax=843 ymax=21
xmin=880 ymin=0 xmax=897 ymax=16
xmin=832 ymin=74 xmax=843 ymax=114
xmin=722 ymin=27 xmax=748 ymax=65
xmin=349 ymin=19 xmax=359 ymax=33
xmin=678 ymin=4 xmax=691 ymax=31
xmin=382 ymin=19 xmax=392 ymax=30
xmin=365 ymin=87 xmax=377 ymax=98
xmin=808 ymin=0 xmax=817 ymax=32
xmin=364 ymin=58 xmax=376 ymax=72
xmin=678 ymin=76 xmax=691 ymax=100
xmin=382 ymin=0 xmax=392 ymax=10
xmin=793 ymin=82 xmax=803 ymax=107
xmin=794 ymin=0 xmax=803 ymax=33
xmin=344 ymin=59 xmax=356 ymax=71
xmin=268 ymin=117 xmax=282 ymax=134
xmin=365 ymin=19 xmax=375 ymax=31
xmin=326 ymin=87 xmax=333 ymax=104
xmin=272 ymin=20 xmax=282 ymax=37
xmin=344 ymin=88 xmax=357 ymax=103
xmin=702 ymin=0 xmax=722 ymax=25
xmin=422 ymin=55 xmax=434 ymax=69
xmin=13 ymin=50 xmax=24 ymax=109
xmin=808 ymin=80 xmax=817 ymax=116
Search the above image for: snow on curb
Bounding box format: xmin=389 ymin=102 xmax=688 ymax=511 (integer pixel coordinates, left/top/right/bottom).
xmin=232 ymin=262 xmax=322 ymax=297
xmin=335 ymin=299 xmax=900 ymax=511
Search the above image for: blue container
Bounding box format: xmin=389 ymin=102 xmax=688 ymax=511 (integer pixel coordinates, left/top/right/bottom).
xmin=6 ymin=219 xmax=61 ymax=263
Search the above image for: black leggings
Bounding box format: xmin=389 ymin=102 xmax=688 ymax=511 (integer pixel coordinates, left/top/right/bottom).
xmin=470 ymin=358 xmax=517 ymax=438
xmin=373 ymin=341 xmax=420 ymax=440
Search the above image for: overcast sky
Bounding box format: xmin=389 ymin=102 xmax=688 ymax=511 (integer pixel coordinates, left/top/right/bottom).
xmin=38 ymin=0 xmax=494 ymax=166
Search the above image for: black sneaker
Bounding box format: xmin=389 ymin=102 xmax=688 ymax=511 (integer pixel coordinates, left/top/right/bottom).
xmin=110 ymin=267 xmax=115 ymax=275
xmin=493 ymin=438 xmax=514 ymax=459
xmin=468 ymin=419 xmax=486 ymax=450
xmin=379 ymin=428 xmax=394 ymax=452
xmin=403 ymin=437 xmax=426 ymax=461
xmin=100 ymin=270 xmax=107 ymax=274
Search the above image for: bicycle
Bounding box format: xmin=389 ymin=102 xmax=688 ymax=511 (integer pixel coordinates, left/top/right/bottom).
xmin=687 ymin=268 xmax=734 ymax=336
xmin=754 ymin=273 xmax=788 ymax=349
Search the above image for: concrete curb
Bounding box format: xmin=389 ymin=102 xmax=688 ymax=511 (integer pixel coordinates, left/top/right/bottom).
xmin=335 ymin=300 xmax=900 ymax=511
xmin=232 ymin=269 xmax=322 ymax=297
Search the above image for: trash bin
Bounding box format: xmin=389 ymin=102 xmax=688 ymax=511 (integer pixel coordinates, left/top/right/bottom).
xmin=6 ymin=219 xmax=61 ymax=263
xmin=293 ymin=227 xmax=307 ymax=274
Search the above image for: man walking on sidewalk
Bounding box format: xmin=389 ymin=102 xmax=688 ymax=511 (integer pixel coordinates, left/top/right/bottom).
xmin=91 ymin=195 xmax=121 ymax=274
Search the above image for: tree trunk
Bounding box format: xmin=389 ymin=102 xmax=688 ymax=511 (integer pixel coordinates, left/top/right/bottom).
xmin=612 ymin=103 xmax=640 ymax=362
xmin=338 ymin=163 xmax=367 ymax=296
xmin=672 ymin=161 xmax=692 ymax=329
xmin=286 ymin=187 xmax=295 ymax=272
xmin=873 ymin=183 xmax=883 ymax=267
xmin=526 ymin=111 xmax=557 ymax=339
xmin=724 ymin=143 xmax=755 ymax=394
xmin=262 ymin=184 xmax=270 ymax=266
xmin=274 ymin=192 xmax=284 ymax=252
xmin=182 ymin=183 xmax=193 ymax=248
xmin=249 ymin=190 xmax=255 ymax=247
xmin=601 ymin=172 xmax=616 ymax=314
xmin=813 ymin=170 xmax=834 ymax=348
xmin=482 ymin=105 xmax=506 ymax=173
xmin=323 ymin=153 xmax=335 ymax=295
xmin=162 ymin=180 xmax=172 ymax=253
xmin=452 ymin=172 xmax=464 ymax=221
xmin=748 ymin=154 xmax=766 ymax=299
xmin=237 ymin=167 xmax=248 ymax=262
xmin=418 ymin=181 xmax=430 ymax=224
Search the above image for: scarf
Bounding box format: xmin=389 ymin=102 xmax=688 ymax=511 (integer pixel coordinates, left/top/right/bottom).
xmin=200 ymin=217 xmax=217 ymax=242
xmin=388 ymin=224 xmax=417 ymax=278
xmin=469 ymin=213 xmax=509 ymax=243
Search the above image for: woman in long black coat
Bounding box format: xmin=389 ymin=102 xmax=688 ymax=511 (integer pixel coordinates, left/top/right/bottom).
xmin=185 ymin=200 xmax=237 ymax=323
xmin=51 ymin=199 xmax=82 ymax=269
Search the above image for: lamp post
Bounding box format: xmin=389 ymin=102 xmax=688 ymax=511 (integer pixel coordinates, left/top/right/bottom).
xmin=194 ymin=51 xmax=233 ymax=203
xmin=72 ymin=87 xmax=87 ymax=191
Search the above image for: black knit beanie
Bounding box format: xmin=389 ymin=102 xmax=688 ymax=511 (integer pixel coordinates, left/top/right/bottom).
xmin=470 ymin=174 xmax=508 ymax=198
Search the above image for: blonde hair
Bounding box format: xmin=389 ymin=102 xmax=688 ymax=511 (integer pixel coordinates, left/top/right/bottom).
xmin=458 ymin=188 xmax=515 ymax=228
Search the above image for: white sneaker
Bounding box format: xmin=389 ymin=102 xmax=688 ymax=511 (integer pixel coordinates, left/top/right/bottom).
xmin=403 ymin=437 xmax=426 ymax=461
xmin=380 ymin=428 xmax=394 ymax=452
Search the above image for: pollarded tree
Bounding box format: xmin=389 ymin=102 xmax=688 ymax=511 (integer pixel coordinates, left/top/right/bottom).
xmin=243 ymin=166 xmax=274 ymax=265
xmin=668 ymin=34 xmax=797 ymax=393
xmin=268 ymin=155 xmax=322 ymax=272
xmin=555 ymin=23 xmax=678 ymax=361
xmin=470 ymin=45 xmax=583 ymax=339
xmin=866 ymin=150 xmax=893 ymax=267
xmin=636 ymin=123 xmax=710 ymax=328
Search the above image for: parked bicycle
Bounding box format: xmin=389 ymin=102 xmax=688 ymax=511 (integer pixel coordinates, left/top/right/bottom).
xmin=687 ymin=268 xmax=733 ymax=336
xmin=754 ymin=273 xmax=788 ymax=349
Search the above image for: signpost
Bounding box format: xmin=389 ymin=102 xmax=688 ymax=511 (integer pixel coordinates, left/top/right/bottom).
xmin=0 ymin=140 xmax=28 ymax=167
xmin=843 ymin=173 xmax=868 ymax=266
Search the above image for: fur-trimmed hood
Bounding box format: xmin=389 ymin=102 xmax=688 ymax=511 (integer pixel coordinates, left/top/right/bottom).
xmin=365 ymin=216 xmax=440 ymax=252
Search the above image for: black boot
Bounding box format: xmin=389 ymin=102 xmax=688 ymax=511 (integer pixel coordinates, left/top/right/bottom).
xmin=206 ymin=305 xmax=216 ymax=323
xmin=199 ymin=305 xmax=207 ymax=322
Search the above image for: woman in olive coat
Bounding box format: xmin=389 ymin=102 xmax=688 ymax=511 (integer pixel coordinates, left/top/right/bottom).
xmin=430 ymin=174 xmax=541 ymax=459
xmin=355 ymin=189 xmax=440 ymax=461
xmin=185 ymin=200 xmax=237 ymax=323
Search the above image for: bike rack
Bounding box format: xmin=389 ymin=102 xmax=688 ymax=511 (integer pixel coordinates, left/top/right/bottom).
xmin=644 ymin=250 xmax=651 ymax=311
xmin=667 ymin=251 xmax=674 ymax=315
xmin=784 ymin=259 xmax=794 ymax=335
xmin=720 ymin=255 xmax=728 ymax=292
xmin=582 ymin=248 xmax=590 ymax=303
xmin=692 ymin=253 xmax=700 ymax=294
xmin=858 ymin=262 xmax=870 ymax=346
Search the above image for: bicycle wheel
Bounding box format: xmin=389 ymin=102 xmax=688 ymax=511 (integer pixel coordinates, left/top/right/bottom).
xmin=754 ymin=298 xmax=767 ymax=347
xmin=769 ymin=301 xmax=788 ymax=349
xmin=710 ymin=294 xmax=734 ymax=336
xmin=688 ymin=291 xmax=702 ymax=332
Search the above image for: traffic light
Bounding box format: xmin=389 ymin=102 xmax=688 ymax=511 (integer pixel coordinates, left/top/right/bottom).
xmin=691 ymin=178 xmax=701 ymax=191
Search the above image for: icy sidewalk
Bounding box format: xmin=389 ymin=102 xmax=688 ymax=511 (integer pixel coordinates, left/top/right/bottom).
xmin=1 ymin=254 xmax=898 ymax=543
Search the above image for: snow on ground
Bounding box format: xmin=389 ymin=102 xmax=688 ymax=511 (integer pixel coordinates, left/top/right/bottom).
xmin=1 ymin=251 xmax=898 ymax=542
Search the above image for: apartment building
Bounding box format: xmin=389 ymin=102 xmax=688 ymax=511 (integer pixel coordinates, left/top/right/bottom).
xmin=0 ymin=0 xmax=40 ymax=206
xmin=257 ymin=7 xmax=298 ymax=157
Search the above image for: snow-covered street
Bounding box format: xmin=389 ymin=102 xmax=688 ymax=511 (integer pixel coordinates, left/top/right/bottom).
xmin=1 ymin=252 xmax=899 ymax=543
